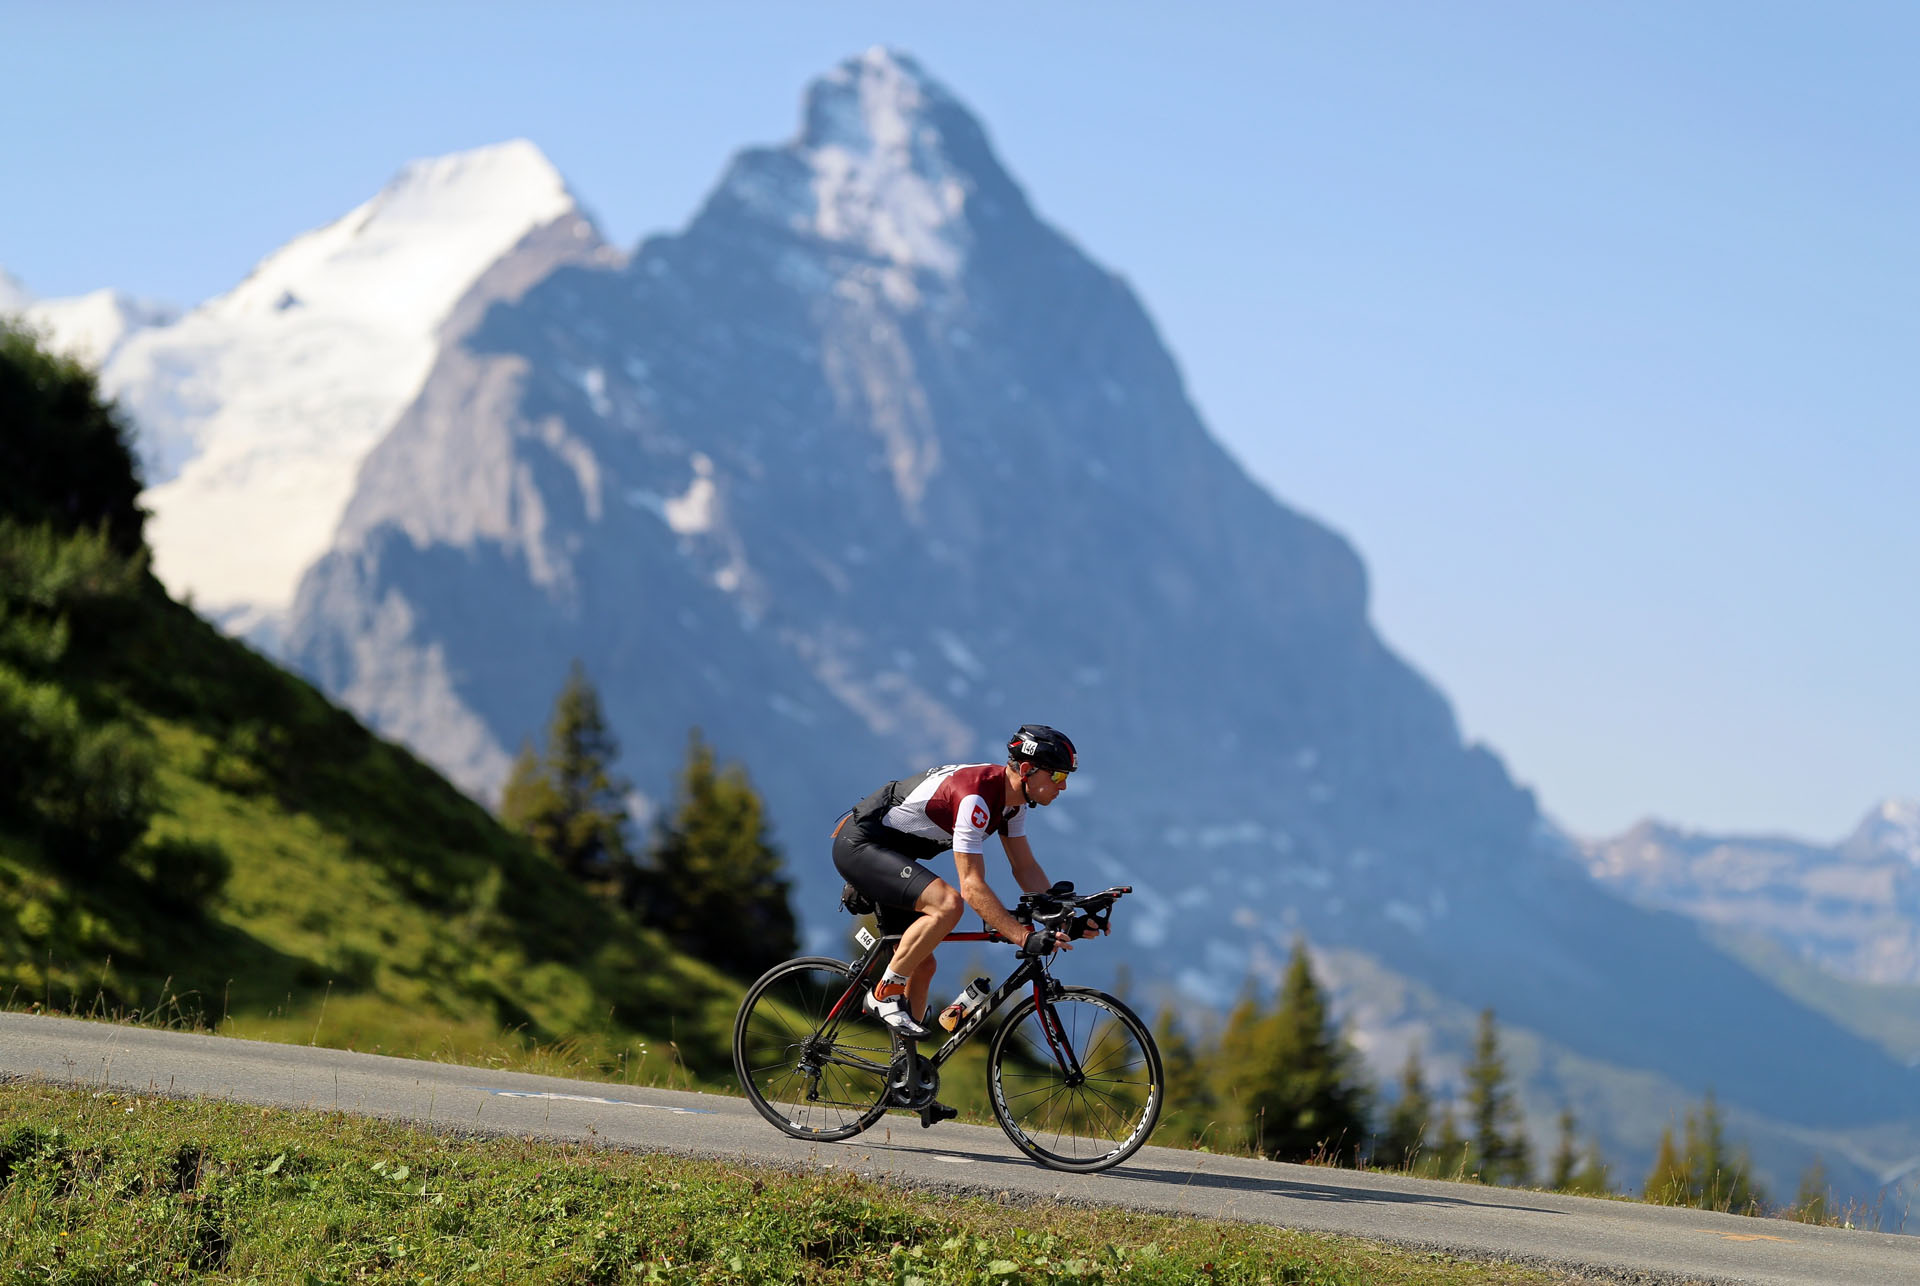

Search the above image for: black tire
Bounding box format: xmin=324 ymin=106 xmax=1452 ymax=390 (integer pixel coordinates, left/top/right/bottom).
xmin=733 ymin=955 xmax=892 ymax=1141
xmin=986 ymin=986 xmax=1163 ymax=1172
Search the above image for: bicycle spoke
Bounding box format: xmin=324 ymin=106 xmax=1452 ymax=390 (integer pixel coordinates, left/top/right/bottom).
xmin=988 ymin=989 xmax=1162 ymax=1171
xmin=734 ymin=958 xmax=892 ymax=1141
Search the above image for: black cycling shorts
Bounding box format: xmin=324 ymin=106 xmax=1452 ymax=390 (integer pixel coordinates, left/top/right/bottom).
xmin=833 ymin=822 xmax=940 ymax=934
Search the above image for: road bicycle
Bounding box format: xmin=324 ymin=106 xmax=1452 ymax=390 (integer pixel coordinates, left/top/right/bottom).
xmin=732 ymin=882 xmax=1163 ymax=1172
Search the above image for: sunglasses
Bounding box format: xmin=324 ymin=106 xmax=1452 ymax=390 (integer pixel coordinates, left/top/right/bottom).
xmin=1046 ymin=770 xmax=1069 ymax=785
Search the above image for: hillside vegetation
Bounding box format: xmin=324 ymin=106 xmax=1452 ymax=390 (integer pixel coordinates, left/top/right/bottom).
xmin=0 ymin=320 xmax=739 ymax=1080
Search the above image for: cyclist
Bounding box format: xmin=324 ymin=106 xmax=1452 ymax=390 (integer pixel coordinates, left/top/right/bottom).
xmin=831 ymin=724 xmax=1090 ymax=1046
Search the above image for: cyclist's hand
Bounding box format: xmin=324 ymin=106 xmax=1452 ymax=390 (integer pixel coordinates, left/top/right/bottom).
xmin=1075 ymin=911 xmax=1109 ymax=939
xmin=1021 ymin=927 xmax=1069 ymax=956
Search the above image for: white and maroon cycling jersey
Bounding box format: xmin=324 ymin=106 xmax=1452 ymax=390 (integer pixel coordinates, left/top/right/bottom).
xmin=877 ymin=763 xmax=1027 ymax=855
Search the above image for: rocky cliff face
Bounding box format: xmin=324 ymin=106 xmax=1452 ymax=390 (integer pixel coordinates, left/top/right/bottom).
xmin=284 ymin=49 xmax=1915 ymax=1201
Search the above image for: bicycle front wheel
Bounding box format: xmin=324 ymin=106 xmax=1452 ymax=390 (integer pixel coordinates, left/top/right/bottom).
xmin=733 ymin=955 xmax=892 ymax=1141
xmin=987 ymin=985 xmax=1163 ymax=1171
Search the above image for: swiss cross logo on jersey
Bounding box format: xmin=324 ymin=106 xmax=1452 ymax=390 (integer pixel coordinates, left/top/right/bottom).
xmin=970 ymin=803 xmax=990 ymax=830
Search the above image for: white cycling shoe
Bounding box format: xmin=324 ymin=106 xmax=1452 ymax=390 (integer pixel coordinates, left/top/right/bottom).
xmin=865 ymin=985 xmax=929 ymax=1039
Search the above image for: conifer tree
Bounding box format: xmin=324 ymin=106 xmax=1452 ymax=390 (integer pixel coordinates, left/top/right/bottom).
xmin=1152 ymin=1008 xmax=1221 ymax=1150
xmin=1419 ymin=1102 xmax=1471 ymax=1180
xmin=0 ymin=321 xmax=146 ymax=554
xmin=1219 ymin=941 xmax=1371 ymax=1164
xmin=1644 ymin=1124 xmax=1690 ymax=1205
xmin=1549 ymin=1105 xmax=1580 ymax=1192
xmin=498 ymin=661 xmax=634 ymax=895
xmin=643 ymin=729 xmax=798 ymax=979
xmin=1215 ymin=981 xmax=1273 ymax=1154
xmin=1685 ymin=1090 xmax=1761 ymax=1213
xmin=1569 ymin=1140 xmax=1613 ymax=1196
xmin=1464 ymin=1009 xmax=1531 ymax=1185
xmin=1380 ymin=1044 xmax=1432 ymax=1170
xmin=1793 ymin=1156 xmax=1829 ymax=1224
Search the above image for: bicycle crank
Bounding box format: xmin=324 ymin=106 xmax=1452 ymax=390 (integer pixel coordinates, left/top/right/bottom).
xmin=886 ymin=1048 xmax=940 ymax=1111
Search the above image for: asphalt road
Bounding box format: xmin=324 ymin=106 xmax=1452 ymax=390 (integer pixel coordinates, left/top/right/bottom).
xmin=2 ymin=1012 xmax=1912 ymax=1285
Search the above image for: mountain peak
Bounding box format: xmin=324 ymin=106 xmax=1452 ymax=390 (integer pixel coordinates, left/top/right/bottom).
xmin=1849 ymin=797 xmax=1920 ymax=864
xmin=716 ymin=48 xmax=1000 ymax=279
xmin=213 ymin=139 xmax=577 ymax=326
xmin=108 ymin=138 xmax=601 ymax=620
xmin=802 ymin=47 xmax=952 ymax=153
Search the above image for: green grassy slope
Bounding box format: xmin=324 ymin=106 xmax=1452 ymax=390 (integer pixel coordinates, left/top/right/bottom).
xmin=0 ymin=569 xmax=741 ymax=1083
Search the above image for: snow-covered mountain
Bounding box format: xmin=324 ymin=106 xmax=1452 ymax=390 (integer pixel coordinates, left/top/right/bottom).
xmin=1582 ymin=799 xmax=1920 ymax=984
xmin=32 ymin=140 xmax=612 ymax=641
xmin=0 ymin=269 xmax=35 ymax=313
xmin=278 ymin=48 xmax=1917 ymax=1209
xmin=0 ymin=271 xmax=178 ymax=372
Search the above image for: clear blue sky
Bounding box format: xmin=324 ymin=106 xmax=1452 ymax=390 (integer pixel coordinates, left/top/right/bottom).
xmin=8 ymin=3 xmax=1915 ymax=843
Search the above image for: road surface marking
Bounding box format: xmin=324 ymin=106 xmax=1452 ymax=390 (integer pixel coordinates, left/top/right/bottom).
xmin=470 ymin=1088 xmax=714 ymax=1115
xmin=1696 ymin=1230 xmax=1794 ymax=1243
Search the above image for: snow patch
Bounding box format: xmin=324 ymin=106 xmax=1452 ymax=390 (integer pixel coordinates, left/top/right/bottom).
xmin=662 ymin=454 xmax=718 ymax=535
xmin=802 ymin=48 xmax=972 ymax=279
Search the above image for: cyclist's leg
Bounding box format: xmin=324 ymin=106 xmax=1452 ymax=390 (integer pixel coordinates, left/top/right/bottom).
xmin=835 ymin=829 xmax=950 ymax=1033
xmin=891 ymin=878 xmax=962 ymax=1018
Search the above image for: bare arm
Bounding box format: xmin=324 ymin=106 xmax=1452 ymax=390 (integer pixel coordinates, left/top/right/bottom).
xmin=1000 ymin=832 xmax=1052 ymax=895
xmin=952 ymin=849 xmax=1030 ymax=942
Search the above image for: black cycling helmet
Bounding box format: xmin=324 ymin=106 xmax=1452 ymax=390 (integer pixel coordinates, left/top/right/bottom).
xmin=1008 ymin=724 xmax=1077 ymax=774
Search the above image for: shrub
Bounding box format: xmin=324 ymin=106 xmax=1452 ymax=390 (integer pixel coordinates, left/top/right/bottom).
xmin=136 ymin=837 xmax=232 ymax=912
xmin=0 ymin=663 xmax=155 ymax=870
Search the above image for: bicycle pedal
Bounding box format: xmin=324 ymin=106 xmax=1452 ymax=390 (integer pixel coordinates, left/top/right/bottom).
xmin=918 ymin=1101 xmax=958 ymax=1129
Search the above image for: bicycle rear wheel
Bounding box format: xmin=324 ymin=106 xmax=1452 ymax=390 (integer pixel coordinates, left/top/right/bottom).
xmin=987 ymin=986 xmax=1162 ymax=1171
xmin=733 ymin=955 xmax=892 ymax=1141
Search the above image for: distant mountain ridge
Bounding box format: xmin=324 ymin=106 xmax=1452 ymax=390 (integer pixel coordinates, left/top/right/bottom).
xmin=1583 ymin=798 xmax=1920 ymax=985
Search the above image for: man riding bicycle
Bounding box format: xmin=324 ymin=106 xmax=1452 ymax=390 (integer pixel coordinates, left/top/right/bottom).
xmin=832 ymin=724 xmax=1095 ymax=1046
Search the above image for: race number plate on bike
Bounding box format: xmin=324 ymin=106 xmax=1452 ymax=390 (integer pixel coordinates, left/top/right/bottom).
xmin=855 ymin=927 xmax=877 ymax=951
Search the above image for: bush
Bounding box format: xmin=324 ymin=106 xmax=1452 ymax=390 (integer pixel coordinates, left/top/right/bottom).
xmin=0 ymin=663 xmax=155 ymax=870
xmin=136 ymin=838 xmax=232 ymax=912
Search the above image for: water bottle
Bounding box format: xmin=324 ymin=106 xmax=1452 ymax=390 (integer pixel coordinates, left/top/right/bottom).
xmin=938 ymin=977 xmax=991 ymax=1031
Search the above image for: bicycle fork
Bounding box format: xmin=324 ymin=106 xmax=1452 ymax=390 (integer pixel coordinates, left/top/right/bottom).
xmin=1032 ymin=983 xmax=1087 ymax=1088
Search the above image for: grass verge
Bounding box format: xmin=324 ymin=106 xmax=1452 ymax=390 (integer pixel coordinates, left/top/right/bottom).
xmin=0 ymin=1081 xmax=1580 ymax=1285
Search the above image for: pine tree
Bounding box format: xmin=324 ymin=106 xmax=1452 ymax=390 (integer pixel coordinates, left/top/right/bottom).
xmin=1380 ymin=1044 xmax=1432 ymax=1171
xmin=498 ymin=661 xmax=634 ymax=896
xmin=643 ymin=729 xmax=798 ymax=979
xmin=1644 ymin=1124 xmax=1690 ymax=1205
xmin=1793 ymin=1156 xmax=1829 ymax=1224
xmin=1219 ymin=942 xmax=1371 ymax=1164
xmin=1152 ymin=1008 xmax=1221 ymax=1150
xmin=1419 ymin=1102 xmax=1471 ymax=1180
xmin=1549 ymin=1105 xmax=1580 ymax=1192
xmin=1569 ymin=1140 xmax=1613 ymax=1196
xmin=0 ymin=320 xmax=147 ymax=554
xmin=1463 ymin=1009 xmax=1531 ymax=1186
xmin=1685 ymin=1090 xmax=1761 ymax=1214
xmin=1215 ymin=982 xmax=1272 ymax=1155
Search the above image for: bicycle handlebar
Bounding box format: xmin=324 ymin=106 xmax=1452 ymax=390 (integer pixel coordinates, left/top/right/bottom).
xmin=1013 ymin=882 xmax=1132 ymax=928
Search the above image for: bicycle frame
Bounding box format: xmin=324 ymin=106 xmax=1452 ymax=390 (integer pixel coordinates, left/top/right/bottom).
xmin=829 ymin=928 xmax=1060 ymax=1072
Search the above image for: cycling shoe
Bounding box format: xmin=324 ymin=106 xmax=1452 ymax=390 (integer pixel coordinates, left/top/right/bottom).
xmin=865 ymin=986 xmax=929 ymax=1039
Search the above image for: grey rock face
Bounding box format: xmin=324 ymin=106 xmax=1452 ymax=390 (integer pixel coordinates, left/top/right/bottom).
xmin=287 ymin=49 xmax=1918 ymax=1176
